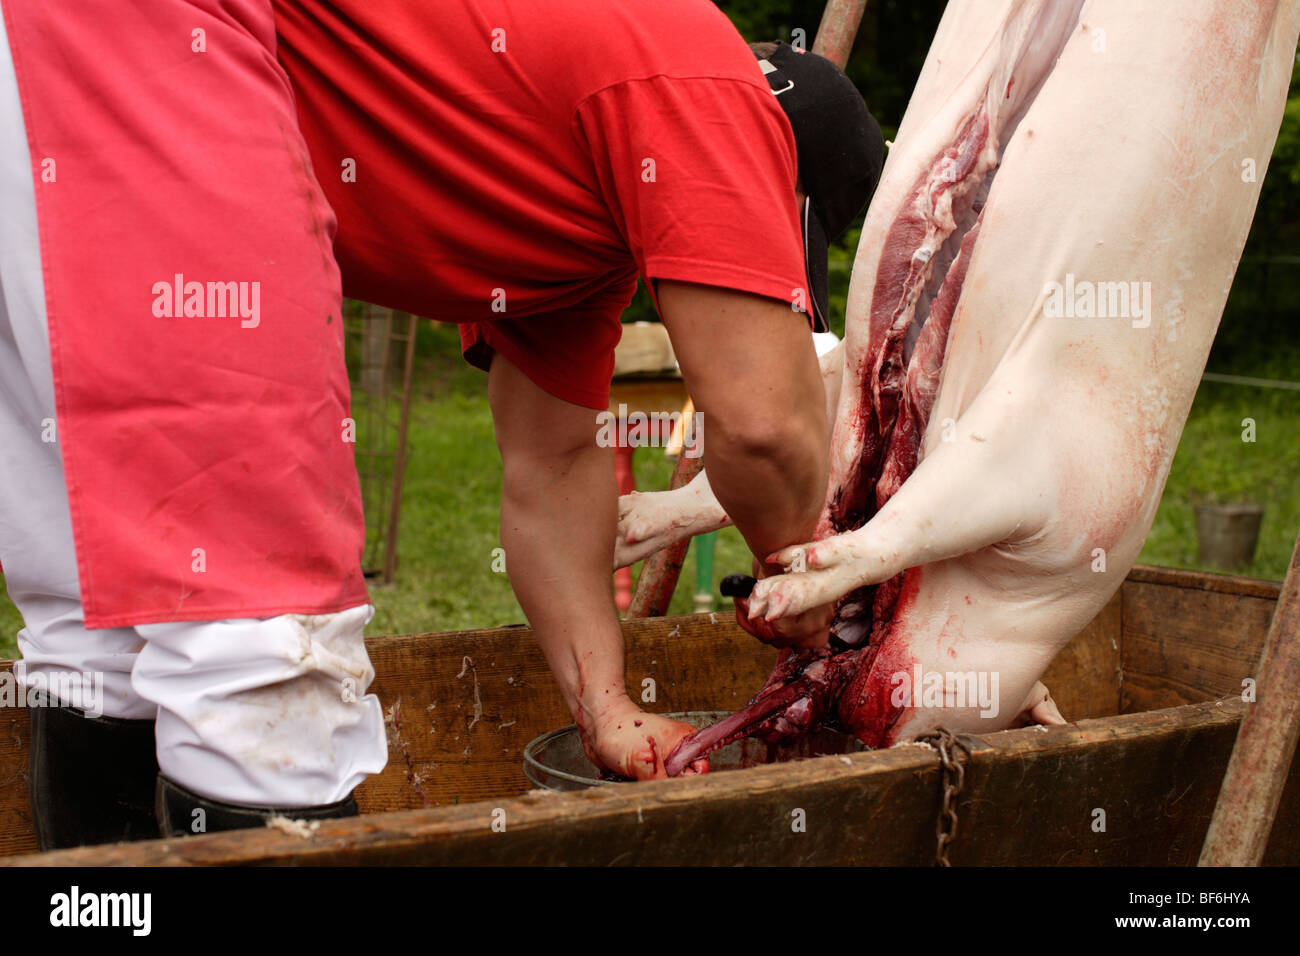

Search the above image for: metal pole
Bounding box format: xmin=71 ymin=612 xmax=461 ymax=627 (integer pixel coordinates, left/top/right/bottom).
xmin=1200 ymin=525 xmax=1300 ymax=865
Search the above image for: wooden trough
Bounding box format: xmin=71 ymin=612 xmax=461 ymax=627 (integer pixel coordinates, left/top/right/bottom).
xmin=0 ymin=564 xmax=1295 ymax=866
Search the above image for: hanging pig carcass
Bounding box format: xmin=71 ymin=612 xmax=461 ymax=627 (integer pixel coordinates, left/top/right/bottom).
xmin=610 ymin=0 xmax=1300 ymax=774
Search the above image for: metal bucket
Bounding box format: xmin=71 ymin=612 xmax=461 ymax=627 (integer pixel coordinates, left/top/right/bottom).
xmin=523 ymin=710 xmax=868 ymax=791
xmin=1194 ymin=502 xmax=1264 ymax=570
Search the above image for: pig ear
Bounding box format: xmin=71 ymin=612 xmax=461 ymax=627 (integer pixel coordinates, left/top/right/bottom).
xmin=751 ymin=427 xmax=1045 ymax=620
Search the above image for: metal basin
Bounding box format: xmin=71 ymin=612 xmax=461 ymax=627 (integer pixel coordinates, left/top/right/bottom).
xmin=523 ymin=710 xmax=868 ymax=791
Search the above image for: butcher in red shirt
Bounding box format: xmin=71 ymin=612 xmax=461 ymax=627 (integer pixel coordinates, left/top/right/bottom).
xmin=274 ymin=1 xmax=883 ymax=778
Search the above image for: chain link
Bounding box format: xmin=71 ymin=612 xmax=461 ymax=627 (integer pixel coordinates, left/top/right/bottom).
xmin=917 ymin=727 xmax=973 ymax=867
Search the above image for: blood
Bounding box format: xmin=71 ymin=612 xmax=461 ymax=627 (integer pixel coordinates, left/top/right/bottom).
xmin=665 ymin=120 xmax=990 ymax=777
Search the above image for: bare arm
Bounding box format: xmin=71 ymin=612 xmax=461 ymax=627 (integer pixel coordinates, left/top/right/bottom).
xmin=656 ymin=281 xmax=831 ymax=643
xmin=614 ymin=340 xmax=845 ymax=569
xmin=488 ymin=353 xmax=704 ymax=778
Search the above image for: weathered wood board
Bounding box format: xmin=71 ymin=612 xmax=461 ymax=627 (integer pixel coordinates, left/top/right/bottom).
xmin=358 ymin=613 xmax=778 ymax=815
xmin=6 ymin=700 xmax=1296 ymax=866
xmin=1121 ymin=566 xmax=1280 ymax=712
xmin=0 ymin=565 xmax=1287 ymax=864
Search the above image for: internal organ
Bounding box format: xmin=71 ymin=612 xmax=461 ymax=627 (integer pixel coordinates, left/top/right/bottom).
xmin=645 ymin=0 xmax=1300 ymax=775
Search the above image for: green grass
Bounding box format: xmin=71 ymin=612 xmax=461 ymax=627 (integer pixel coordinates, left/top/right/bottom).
xmin=365 ymin=321 xmax=755 ymax=638
xmin=1138 ymin=379 xmax=1299 ymax=578
xmin=0 ymin=583 xmax=19 ymax=660
xmin=2 ymin=324 xmax=1296 ymax=661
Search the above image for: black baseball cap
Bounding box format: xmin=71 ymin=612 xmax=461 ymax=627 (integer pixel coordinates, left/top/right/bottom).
xmin=755 ymin=41 xmax=884 ymax=333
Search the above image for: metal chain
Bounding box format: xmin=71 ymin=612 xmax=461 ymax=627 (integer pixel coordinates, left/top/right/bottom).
xmin=917 ymin=727 xmax=973 ymax=867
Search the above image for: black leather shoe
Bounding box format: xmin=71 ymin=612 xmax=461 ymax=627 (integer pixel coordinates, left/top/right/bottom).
xmin=28 ymin=705 xmax=160 ymax=850
xmin=155 ymin=775 xmax=358 ymax=837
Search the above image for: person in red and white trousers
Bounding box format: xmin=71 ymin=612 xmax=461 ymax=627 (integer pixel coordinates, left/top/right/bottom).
xmin=0 ymin=0 xmax=386 ymax=847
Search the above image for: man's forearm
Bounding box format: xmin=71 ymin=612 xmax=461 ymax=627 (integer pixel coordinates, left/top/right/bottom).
xmin=656 ymin=281 xmax=831 ymax=574
xmin=703 ymin=415 xmax=827 ymax=574
xmin=499 ymin=442 xmax=628 ymax=726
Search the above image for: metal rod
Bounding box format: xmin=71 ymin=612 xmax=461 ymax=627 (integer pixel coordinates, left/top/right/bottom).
xmin=1199 ymin=524 xmax=1300 ymax=865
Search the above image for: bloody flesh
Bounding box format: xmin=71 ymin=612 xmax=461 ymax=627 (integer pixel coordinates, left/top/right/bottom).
xmin=665 ymin=47 xmax=1036 ymax=777
xmin=664 ymin=197 xmax=982 ymax=774
xmin=643 ymin=0 xmax=1297 ymax=777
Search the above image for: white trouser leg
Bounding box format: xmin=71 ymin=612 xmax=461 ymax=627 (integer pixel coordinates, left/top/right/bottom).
xmin=0 ymin=12 xmax=388 ymax=805
xmin=0 ymin=7 xmax=151 ymax=720
xmin=133 ymin=605 xmax=388 ymax=807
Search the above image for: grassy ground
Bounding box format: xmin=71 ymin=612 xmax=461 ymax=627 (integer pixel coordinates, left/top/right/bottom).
xmin=1 ymin=322 xmax=1295 ymax=660
xmin=1139 ymin=379 xmax=1299 ymax=578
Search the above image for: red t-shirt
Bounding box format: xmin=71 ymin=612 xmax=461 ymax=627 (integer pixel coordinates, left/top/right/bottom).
xmin=274 ymin=0 xmax=809 ymax=408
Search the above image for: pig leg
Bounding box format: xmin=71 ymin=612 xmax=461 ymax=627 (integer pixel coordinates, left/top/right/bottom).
xmin=1013 ymin=681 xmax=1066 ymax=728
xmin=747 ymin=378 xmax=1050 ymax=623
xmin=614 ymin=474 xmax=730 ymax=570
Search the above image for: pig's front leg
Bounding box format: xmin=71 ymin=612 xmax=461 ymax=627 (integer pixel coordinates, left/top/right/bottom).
xmin=747 ymin=382 xmax=1047 ymax=623
xmin=614 ymin=473 xmax=731 ymax=569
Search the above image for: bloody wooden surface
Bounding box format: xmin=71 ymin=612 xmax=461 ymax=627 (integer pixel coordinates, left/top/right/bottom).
xmin=0 ymin=610 xmax=776 ymax=857
xmin=7 ymin=700 xmax=1295 ymax=867
xmin=0 ymin=565 xmax=1291 ymax=863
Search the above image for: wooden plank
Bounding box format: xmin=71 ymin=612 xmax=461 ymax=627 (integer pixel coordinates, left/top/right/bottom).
xmin=1040 ymin=590 xmax=1121 ymax=721
xmin=6 ymin=699 xmax=1295 ymax=866
xmin=358 ymin=612 xmax=776 ymax=814
xmin=960 ymin=702 xmax=1266 ymax=865
xmin=0 ymin=701 xmax=30 ymax=857
xmin=1127 ymin=564 xmax=1282 ymax=600
xmin=1121 ymin=576 xmax=1277 ymax=712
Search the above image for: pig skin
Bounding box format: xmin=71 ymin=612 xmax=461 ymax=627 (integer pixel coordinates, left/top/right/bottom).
xmin=626 ymin=1 xmax=1300 ymax=772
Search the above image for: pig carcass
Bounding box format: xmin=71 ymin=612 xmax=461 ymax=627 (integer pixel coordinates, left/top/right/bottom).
xmin=614 ymin=0 xmax=1300 ymax=775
